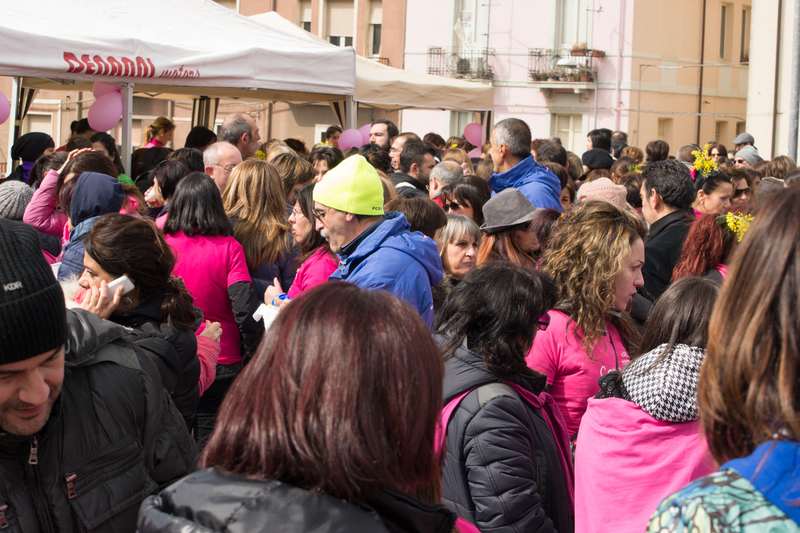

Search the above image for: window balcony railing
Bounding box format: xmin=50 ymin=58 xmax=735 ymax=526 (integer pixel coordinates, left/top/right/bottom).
xmin=527 ymin=47 xmax=603 ymax=83
xmin=427 ymin=47 xmax=496 ymax=80
xmin=371 ymin=57 xmax=390 ymax=66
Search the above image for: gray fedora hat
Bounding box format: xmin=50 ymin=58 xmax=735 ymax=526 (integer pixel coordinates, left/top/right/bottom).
xmin=480 ymin=188 xmax=540 ymax=234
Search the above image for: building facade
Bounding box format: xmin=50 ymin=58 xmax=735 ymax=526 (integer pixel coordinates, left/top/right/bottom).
xmin=402 ymin=0 xmax=751 ymax=154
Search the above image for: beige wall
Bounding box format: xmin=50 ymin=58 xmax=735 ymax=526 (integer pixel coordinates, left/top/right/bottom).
xmin=628 ymin=0 xmax=749 ymax=152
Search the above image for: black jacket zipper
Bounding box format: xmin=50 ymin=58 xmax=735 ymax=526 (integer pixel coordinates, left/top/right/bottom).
xmin=25 ymin=436 xmax=56 ymax=533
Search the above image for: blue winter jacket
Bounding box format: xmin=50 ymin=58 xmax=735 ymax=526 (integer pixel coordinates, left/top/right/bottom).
xmin=488 ymin=155 xmax=563 ymax=212
xmin=57 ymin=172 xmax=125 ymax=281
xmin=329 ymin=212 xmax=443 ymax=329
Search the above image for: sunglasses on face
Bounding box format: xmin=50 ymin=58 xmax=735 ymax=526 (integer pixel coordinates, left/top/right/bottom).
xmin=733 ymin=159 xmax=747 ymax=164
xmin=733 ymin=187 xmax=751 ymax=199
xmin=443 ymin=202 xmax=468 ymax=211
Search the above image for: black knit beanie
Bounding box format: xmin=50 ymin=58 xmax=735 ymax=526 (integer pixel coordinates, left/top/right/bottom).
xmin=0 ymin=219 xmax=66 ymax=365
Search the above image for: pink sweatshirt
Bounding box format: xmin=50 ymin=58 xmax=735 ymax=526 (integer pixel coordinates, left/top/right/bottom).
xmin=286 ymin=247 xmax=339 ymax=299
xmin=575 ymin=398 xmax=714 ymax=533
xmin=526 ymin=310 xmax=630 ymax=435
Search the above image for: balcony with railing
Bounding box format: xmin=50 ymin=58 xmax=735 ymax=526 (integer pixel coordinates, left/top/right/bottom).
xmin=427 ymin=47 xmax=496 ymax=81
xmin=527 ymin=47 xmax=604 ymax=91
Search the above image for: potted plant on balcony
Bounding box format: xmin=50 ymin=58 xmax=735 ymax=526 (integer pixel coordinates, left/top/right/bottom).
xmin=580 ymin=72 xmax=592 ymax=82
xmin=571 ymin=42 xmax=587 ymax=56
xmin=589 ymin=49 xmax=605 ymax=58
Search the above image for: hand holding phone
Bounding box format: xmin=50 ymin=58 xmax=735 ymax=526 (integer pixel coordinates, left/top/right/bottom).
xmin=106 ymin=275 xmax=135 ymax=303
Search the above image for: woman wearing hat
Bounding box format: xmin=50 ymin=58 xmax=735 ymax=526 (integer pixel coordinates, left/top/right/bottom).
xmin=3 ymin=132 xmax=55 ymax=184
xmin=476 ymin=188 xmax=540 ymax=269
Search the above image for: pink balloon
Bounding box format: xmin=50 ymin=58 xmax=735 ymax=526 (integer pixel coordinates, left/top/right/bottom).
xmin=463 ymin=122 xmax=483 ymax=146
xmin=358 ymin=123 xmax=372 ymax=145
xmin=88 ymin=92 xmax=123 ymax=132
xmin=468 ymin=147 xmax=482 ymax=158
xmin=92 ymin=81 xmax=122 ymax=99
xmin=0 ymin=92 xmax=9 ymax=125
xmin=339 ymin=128 xmax=365 ymax=151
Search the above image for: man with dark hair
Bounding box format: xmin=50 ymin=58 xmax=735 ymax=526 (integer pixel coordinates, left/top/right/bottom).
xmin=369 ymin=118 xmax=399 ymax=151
xmin=220 ymin=113 xmax=261 ymax=159
xmin=384 ymin=196 xmax=448 ymax=240
xmin=586 ymin=128 xmax=612 ymax=152
xmin=168 ymin=147 xmax=204 ymax=172
xmin=0 ymin=219 xmax=195 ymax=532
xmin=488 ymin=118 xmax=562 ymax=211
xmin=392 ymin=141 xmax=436 ymax=197
xmin=638 ymin=159 xmax=696 ymax=302
xmin=325 ymin=125 xmax=343 ymax=149
xmin=611 ymin=130 xmax=628 ymax=146
xmin=389 ymin=132 xmax=422 ymax=170
xmin=56 ymin=118 xmax=96 ymax=152
xmin=536 ymin=141 xmax=568 ymax=168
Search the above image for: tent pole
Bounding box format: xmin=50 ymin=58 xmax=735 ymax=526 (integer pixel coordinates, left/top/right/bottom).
xmin=120 ymin=84 xmax=134 ymax=174
xmin=6 ymin=76 xmax=20 ymax=172
xmin=345 ymin=96 xmax=356 ymax=130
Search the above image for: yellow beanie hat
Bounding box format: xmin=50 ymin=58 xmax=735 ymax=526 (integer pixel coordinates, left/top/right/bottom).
xmin=312 ymin=155 xmax=385 ymax=216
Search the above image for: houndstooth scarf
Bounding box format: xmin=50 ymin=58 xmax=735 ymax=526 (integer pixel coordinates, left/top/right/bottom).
xmin=620 ymin=343 xmax=706 ymax=423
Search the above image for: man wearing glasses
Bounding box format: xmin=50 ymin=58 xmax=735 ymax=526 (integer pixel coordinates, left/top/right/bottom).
xmin=312 ymin=155 xmax=443 ymax=328
xmin=203 ymin=142 xmax=243 ymax=195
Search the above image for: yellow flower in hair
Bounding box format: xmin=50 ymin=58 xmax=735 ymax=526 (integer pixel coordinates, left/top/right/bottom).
xmin=255 ymin=150 xmax=267 ymax=161
xmin=692 ymin=144 xmax=718 ymax=178
xmin=725 ymin=211 xmax=754 ymax=242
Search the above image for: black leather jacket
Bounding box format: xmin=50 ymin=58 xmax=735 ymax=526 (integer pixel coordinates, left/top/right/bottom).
xmin=0 ymin=309 xmax=197 ymax=533
xmin=138 ymin=467 xmax=457 ymax=533
xmin=437 ymin=334 xmax=573 ymax=533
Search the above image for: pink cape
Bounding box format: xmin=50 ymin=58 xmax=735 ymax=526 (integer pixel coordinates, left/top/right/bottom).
xmin=574 ymin=398 xmax=714 ymax=533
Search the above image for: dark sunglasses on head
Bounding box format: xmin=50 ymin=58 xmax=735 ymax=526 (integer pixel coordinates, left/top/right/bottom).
xmin=733 ymin=187 xmax=751 ymax=199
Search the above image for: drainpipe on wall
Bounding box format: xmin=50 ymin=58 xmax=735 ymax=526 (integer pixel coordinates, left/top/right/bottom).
xmin=787 ymin=0 xmax=799 ymax=161
xmin=615 ymin=0 xmax=626 ymax=132
xmin=771 ymin=0 xmax=784 ymax=158
xmin=696 ymin=0 xmax=707 ymax=146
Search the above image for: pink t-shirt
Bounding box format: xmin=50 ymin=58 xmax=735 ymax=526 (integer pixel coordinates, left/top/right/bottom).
xmin=286 ymin=247 xmax=339 ymax=299
xmin=526 ymin=310 xmax=630 ymax=435
xmin=575 ymin=398 xmax=714 ymax=533
xmin=165 ymin=231 xmax=252 ymax=365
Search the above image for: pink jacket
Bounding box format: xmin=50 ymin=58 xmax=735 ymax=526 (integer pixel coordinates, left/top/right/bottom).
xmin=574 ymin=398 xmax=714 ymax=533
xmin=24 ymin=170 xmax=142 ymax=248
xmin=286 ymin=247 xmax=339 ymax=299
xmin=195 ymin=335 xmax=220 ymax=397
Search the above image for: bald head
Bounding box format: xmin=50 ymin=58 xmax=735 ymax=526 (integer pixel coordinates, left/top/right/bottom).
xmin=220 ymin=113 xmax=261 ymax=159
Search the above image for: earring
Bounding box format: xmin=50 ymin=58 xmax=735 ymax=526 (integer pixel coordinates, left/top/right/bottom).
xmin=122 ymin=296 xmax=133 ymax=307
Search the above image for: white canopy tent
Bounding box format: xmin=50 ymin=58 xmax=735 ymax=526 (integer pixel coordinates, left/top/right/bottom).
xmin=249 ymin=12 xmax=494 ymax=113
xmin=0 ymin=0 xmax=356 ymax=168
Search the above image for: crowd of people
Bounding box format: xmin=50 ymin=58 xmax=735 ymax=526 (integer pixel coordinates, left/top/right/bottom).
xmin=1 ymin=112 xmax=800 ymax=533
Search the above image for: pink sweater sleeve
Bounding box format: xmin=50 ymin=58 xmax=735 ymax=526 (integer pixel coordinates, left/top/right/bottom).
xmin=195 ymin=335 xmax=220 ymax=397
xmin=23 ymin=169 xmax=68 ymax=236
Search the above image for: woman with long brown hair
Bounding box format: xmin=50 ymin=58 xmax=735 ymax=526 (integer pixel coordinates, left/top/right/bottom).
xmin=648 ymin=186 xmax=800 ymax=532
xmin=671 ymin=213 xmax=750 ymax=283
xmin=528 ymin=200 xmax=646 ymax=438
xmin=138 ymin=283 xmax=458 ymax=532
xmin=223 ymin=159 xmax=297 ymax=296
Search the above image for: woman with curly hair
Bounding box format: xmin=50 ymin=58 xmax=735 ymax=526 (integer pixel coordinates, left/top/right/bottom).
xmin=527 ymin=200 xmax=646 ymax=437
xmin=648 ymin=186 xmax=800 ymax=532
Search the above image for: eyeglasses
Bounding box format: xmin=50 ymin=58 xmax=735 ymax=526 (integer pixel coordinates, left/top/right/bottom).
xmin=733 ymin=187 xmax=751 ymax=199
xmin=291 ymin=208 xmax=304 ymax=218
xmin=312 ymin=207 xmax=333 ymax=220
xmin=536 ymin=313 xmax=550 ymax=331
xmin=733 ymin=159 xmax=747 ymax=165
xmin=213 ymin=164 xmax=237 ymax=172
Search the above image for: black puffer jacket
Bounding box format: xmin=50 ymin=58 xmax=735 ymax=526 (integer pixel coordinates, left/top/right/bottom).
xmin=138 ymin=467 xmax=457 ymax=533
xmin=111 ymin=297 xmax=201 ymax=429
xmin=0 ymin=309 xmax=197 ymax=533
xmin=437 ymin=334 xmax=573 ymax=533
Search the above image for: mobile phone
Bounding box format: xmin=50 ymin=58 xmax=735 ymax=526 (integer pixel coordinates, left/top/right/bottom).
xmin=106 ymin=275 xmax=135 ymax=303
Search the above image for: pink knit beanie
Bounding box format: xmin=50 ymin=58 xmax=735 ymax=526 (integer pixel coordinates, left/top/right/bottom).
xmin=576 ymin=177 xmax=628 ymax=210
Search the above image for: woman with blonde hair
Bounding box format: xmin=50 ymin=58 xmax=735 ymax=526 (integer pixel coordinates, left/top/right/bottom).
xmin=223 ymin=159 xmax=297 ymax=296
xmin=143 ymin=116 xmax=175 ymax=148
xmin=442 ymin=148 xmax=474 ymax=174
xmin=527 ymin=200 xmax=646 ymax=438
